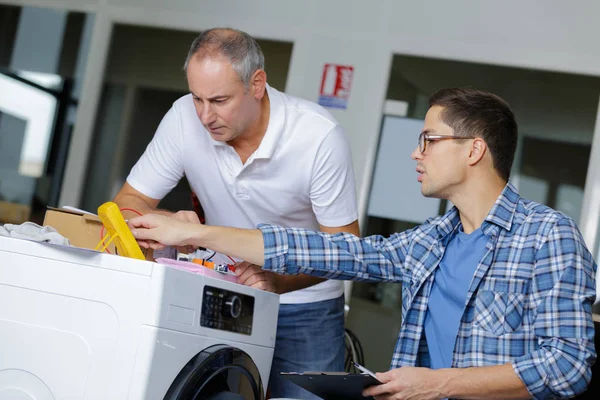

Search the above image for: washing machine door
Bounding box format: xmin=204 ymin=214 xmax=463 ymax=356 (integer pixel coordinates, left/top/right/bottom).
xmin=164 ymin=344 xmax=264 ymax=400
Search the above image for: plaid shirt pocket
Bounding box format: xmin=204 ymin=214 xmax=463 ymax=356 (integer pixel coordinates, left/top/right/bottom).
xmin=473 ymin=278 xmax=529 ymax=336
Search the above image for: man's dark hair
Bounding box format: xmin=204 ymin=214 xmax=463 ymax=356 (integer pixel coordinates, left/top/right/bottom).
xmin=429 ymin=88 xmax=518 ymax=181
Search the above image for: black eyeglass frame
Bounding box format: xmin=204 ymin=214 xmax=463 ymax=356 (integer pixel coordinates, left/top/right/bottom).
xmin=418 ymin=132 xmax=476 ymax=153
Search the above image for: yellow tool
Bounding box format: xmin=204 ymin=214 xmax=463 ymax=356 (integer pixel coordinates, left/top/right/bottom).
xmin=95 ymin=201 xmax=145 ymax=260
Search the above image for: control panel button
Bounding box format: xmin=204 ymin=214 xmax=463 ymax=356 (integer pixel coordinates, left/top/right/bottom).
xmin=224 ymin=295 xmax=242 ymax=318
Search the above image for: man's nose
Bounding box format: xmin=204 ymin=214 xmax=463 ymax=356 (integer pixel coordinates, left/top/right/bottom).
xmin=200 ymin=103 xmax=216 ymax=125
xmin=411 ymin=146 xmax=422 ymax=160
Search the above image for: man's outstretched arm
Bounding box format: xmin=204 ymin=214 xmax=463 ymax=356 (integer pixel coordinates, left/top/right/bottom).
xmin=130 ymin=213 xmax=266 ymax=264
xmin=129 ymin=214 xmax=405 ymax=282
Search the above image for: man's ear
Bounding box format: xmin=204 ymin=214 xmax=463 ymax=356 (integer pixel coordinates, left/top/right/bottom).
xmin=467 ymin=138 xmax=487 ymax=166
xmin=251 ymin=69 xmax=267 ymax=100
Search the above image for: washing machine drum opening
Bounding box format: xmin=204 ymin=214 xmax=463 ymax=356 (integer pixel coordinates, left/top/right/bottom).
xmin=164 ymin=344 xmax=264 ymax=400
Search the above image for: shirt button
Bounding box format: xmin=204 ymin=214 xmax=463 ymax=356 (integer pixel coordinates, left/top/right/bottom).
xmin=236 ymin=192 xmax=249 ymax=200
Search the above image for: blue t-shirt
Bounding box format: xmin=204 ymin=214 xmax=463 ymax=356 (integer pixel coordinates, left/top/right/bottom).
xmin=424 ymin=227 xmax=488 ymax=369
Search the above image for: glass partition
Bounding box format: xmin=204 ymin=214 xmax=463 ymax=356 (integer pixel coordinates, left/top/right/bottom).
xmin=0 ymin=4 xmax=94 ymax=224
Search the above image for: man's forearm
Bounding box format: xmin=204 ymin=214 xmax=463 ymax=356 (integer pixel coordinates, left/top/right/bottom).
xmin=190 ymin=225 xmax=266 ymax=266
xmin=113 ymin=193 xmax=172 ymax=219
xmin=438 ymin=363 xmax=530 ymax=400
xmin=270 ymin=220 xmax=359 ymax=292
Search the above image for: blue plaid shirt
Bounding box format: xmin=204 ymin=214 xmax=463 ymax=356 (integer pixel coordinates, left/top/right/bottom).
xmin=259 ymin=183 xmax=597 ymax=399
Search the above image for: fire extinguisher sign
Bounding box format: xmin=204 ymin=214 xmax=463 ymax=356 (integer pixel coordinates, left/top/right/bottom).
xmin=318 ymin=64 xmax=354 ymax=109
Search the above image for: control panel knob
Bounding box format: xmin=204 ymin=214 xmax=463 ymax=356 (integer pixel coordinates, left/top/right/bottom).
xmin=224 ymin=295 xmax=242 ymax=318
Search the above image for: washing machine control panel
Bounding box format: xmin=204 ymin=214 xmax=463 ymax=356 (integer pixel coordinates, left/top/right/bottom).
xmin=201 ymin=285 xmax=255 ymax=335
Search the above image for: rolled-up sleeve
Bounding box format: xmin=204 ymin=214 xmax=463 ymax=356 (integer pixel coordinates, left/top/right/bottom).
xmin=258 ymin=223 xmax=410 ymax=282
xmin=512 ymin=217 xmax=597 ymax=399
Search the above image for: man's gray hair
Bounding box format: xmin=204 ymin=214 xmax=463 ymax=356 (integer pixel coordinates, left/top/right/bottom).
xmin=183 ymin=28 xmax=265 ymax=86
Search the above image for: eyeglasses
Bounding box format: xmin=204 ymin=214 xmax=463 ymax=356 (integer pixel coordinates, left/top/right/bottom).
xmin=418 ymin=132 xmax=475 ymax=153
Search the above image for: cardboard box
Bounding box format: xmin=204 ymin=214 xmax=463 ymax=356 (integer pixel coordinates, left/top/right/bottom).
xmin=0 ymin=201 xmax=31 ymax=224
xmin=43 ymin=207 xmax=116 ymax=253
xmin=42 ymin=207 xmax=157 ymax=261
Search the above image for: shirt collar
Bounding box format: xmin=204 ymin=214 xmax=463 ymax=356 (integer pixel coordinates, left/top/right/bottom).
xmin=210 ymin=84 xmax=285 ymax=161
xmin=436 ymin=181 xmax=519 ymax=237
xmin=481 ymin=181 xmax=519 ymax=233
xmin=253 ymin=84 xmax=285 ymax=159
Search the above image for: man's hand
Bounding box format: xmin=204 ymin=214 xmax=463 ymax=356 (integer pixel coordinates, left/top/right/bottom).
xmin=170 ymin=211 xmax=202 ymax=252
xmin=129 ymin=214 xmax=200 ymax=250
xmin=363 ymin=367 xmax=443 ymax=400
xmin=171 ymin=210 xmax=201 ymax=224
xmin=234 ymin=261 xmax=279 ymax=293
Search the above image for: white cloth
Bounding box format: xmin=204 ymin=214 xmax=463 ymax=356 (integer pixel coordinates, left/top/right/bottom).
xmin=127 ymin=85 xmax=358 ymax=304
xmin=0 ymin=222 xmax=70 ymax=246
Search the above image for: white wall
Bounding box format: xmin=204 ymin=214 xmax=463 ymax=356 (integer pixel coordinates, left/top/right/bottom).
xmin=3 ymin=0 xmax=600 ymax=223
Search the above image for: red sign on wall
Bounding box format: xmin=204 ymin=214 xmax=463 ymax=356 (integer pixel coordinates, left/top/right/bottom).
xmin=318 ymin=64 xmax=354 ymax=109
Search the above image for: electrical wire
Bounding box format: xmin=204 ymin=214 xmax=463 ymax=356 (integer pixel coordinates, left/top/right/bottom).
xmin=344 ymin=328 xmax=365 ymax=372
xmin=205 ymin=250 xmax=216 ymax=261
xmin=119 ymin=207 xmax=143 ymax=216
xmin=345 ymin=331 xmax=358 ymax=372
xmin=347 ymin=328 xmax=365 ymax=366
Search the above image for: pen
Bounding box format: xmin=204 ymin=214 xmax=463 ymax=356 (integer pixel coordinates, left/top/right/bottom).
xmin=352 ymin=361 xmax=379 ymax=381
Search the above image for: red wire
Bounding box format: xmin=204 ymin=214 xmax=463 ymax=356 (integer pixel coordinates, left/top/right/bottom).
xmin=120 ymin=207 xmax=143 ymax=216
xmin=227 ymin=255 xmax=236 ymax=264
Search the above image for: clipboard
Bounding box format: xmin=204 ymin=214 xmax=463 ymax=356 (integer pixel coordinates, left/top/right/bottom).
xmin=280 ymin=372 xmax=381 ymax=400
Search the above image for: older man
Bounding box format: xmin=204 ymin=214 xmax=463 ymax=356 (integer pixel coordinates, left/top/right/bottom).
xmin=113 ymin=28 xmax=360 ymax=399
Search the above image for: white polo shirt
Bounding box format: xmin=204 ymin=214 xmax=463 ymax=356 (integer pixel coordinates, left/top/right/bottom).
xmin=127 ymin=84 xmax=358 ymax=304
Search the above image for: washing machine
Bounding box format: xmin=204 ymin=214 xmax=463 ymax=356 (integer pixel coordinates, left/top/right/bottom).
xmin=0 ymin=235 xmax=279 ymax=399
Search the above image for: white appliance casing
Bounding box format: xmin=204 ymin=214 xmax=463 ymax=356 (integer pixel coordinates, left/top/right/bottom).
xmin=0 ymin=236 xmax=279 ymax=399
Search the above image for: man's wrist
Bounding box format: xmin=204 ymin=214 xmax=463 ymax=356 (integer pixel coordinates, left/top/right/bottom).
xmin=432 ymin=368 xmax=456 ymax=399
xmin=184 ymin=223 xmax=206 ymax=247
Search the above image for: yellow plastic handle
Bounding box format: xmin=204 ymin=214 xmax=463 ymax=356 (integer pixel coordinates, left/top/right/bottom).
xmin=96 ymin=202 xmax=145 ymax=260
